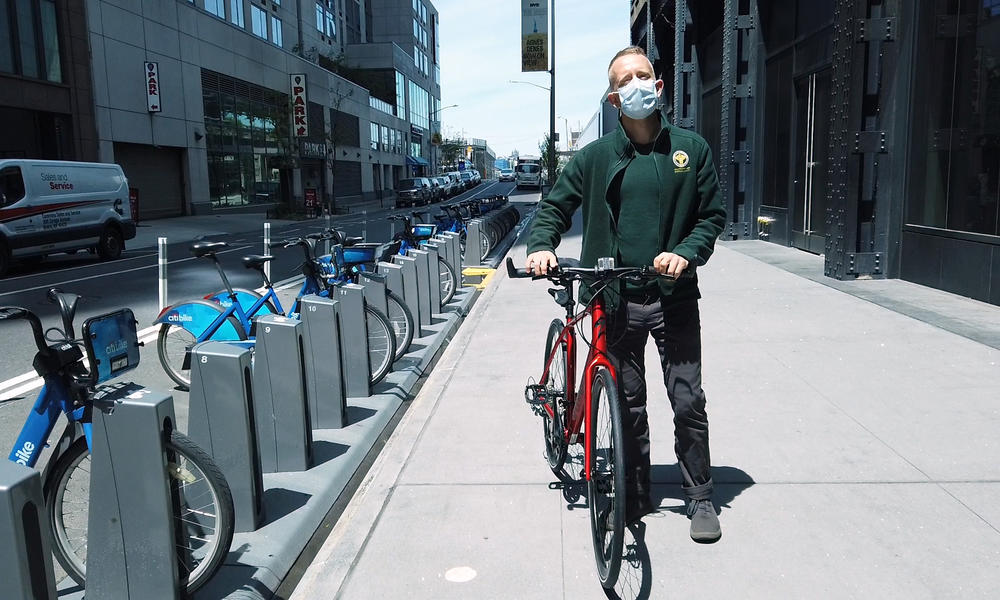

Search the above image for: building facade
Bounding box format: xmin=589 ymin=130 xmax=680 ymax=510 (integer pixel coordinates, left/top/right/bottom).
xmin=1 ymin=0 xmax=97 ymax=162
xmin=79 ymin=0 xmax=440 ymax=218
xmin=632 ymin=0 xmax=1000 ymax=305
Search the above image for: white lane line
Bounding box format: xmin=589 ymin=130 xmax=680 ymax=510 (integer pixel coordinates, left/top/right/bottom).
xmin=0 ymin=274 xmax=307 ymax=396
xmin=0 ymin=245 xmax=254 ymax=299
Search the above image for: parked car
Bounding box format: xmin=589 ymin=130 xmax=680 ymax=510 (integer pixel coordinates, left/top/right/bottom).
xmin=435 ymin=175 xmax=455 ymax=197
xmin=458 ymin=171 xmax=474 ymax=189
xmin=471 ymin=170 xmax=482 ymax=184
xmin=427 ymin=177 xmax=444 ymax=202
xmin=395 ymin=177 xmax=432 ymax=207
xmin=499 ymin=169 xmax=514 ymax=182
xmin=446 ymin=171 xmax=463 ymax=191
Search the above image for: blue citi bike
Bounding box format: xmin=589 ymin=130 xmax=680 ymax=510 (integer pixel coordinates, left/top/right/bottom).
xmin=3 ymin=289 xmax=235 ymax=593
xmin=153 ymin=239 xmax=396 ymax=389
xmin=385 ymin=215 xmax=458 ymax=306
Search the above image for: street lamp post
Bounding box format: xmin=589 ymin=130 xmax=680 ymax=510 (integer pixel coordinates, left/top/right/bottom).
xmin=429 ymin=103 xmax=458 ymax=174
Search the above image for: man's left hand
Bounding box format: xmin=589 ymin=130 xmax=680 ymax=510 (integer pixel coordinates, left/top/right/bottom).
xmin=653 ymin=252 xmax=689 ymax=278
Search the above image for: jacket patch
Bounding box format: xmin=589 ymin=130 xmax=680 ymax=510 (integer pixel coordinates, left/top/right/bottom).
xmin=673 ymin=150 xmax=690 ymax=173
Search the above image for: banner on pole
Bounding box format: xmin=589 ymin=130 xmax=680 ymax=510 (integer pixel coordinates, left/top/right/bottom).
xmin=521 ymin=0 xmax=548 ymax=72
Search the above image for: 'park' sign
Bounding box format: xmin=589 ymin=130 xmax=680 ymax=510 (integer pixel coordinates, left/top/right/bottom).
xmin=290 ymin=74 xmax=308 ymax=137
xmin=145 ymin=62 xmax=161 ymax=112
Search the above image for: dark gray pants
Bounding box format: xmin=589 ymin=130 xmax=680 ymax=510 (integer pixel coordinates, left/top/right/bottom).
xmin=607 ymin=296 xmax=713 ymax=501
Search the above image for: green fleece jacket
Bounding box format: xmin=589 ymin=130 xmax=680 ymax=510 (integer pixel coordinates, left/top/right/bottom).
xmin=526 ymin=113 xmax=726 ymax=303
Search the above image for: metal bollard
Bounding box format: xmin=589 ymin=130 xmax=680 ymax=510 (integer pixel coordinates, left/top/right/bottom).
xmin=0 ymin=462 xmax=56 ymax=600
xmin=333 ymin=283 xmax=371 ymax=398
xmin=87 ymin=383 xmax=181 ymax=599
xmin=252 ymin=314 xmax=313 ymax=472
xmin=188 ymin=342 xmax=265 ymax=532
xmin=158 ymin=237 xmax=168 ymax=312
xmin=392 ymin=255 xmax=422 ymax=335
xmin=300 ymin=295 xmax=347 ymax=428
xmin=405 ymin=249 xmax=433 ymax=327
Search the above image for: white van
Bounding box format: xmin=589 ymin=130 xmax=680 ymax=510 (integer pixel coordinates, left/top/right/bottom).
xmin=515 ymin=162 xmax=542 ymax=189
xmin=0 ymin=159 xmax=137 ymax=276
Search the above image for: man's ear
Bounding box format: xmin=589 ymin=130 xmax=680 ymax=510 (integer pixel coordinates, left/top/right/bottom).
xmin=654 ymin=79 xmax=665 ymax=96
xmin=607 ymin=90 xmax=621 ymax=109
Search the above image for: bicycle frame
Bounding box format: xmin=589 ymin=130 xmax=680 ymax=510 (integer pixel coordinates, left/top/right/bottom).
xmin=9 ymin=378 xmax=90 ymax=468
xmin=540 ymin=293 xmax=615 ymax=482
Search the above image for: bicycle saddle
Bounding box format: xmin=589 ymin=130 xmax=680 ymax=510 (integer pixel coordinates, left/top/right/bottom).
xmin=241 ymin=255 xmax=273 ymax=270
xmin=379 ymin=240 xmax=402 ymax=262
xmin=190 ymin=241 xmax=228 ymax=257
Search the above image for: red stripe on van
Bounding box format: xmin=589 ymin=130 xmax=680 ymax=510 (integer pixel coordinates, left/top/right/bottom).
xmin=0 ymin=200 xmax=101 ymax=223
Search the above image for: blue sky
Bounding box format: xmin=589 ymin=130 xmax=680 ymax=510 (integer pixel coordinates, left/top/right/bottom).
xmin=433 ymin=1 xmax=630 ymax=158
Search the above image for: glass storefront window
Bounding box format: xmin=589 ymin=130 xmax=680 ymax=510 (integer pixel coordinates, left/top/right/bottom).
xmin=908 ymin=3 xmax=1000 ymax=236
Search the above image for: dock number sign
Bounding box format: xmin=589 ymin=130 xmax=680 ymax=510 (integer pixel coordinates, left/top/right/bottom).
xmin=290 ymin=74 xmax=308 ymax=137
xmin=145 ymin=62 xmax=161 ymax=112
xmin=521 ymin=0 xmax=548 ymax=72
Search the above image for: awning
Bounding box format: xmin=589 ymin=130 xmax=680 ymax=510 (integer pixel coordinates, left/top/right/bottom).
xmin=405 ymin=155 xmax=429 ymax=166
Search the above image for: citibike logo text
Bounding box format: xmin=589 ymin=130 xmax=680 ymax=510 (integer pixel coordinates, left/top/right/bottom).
xmin=106 ymin=338 xmax=127 ymax=355
xmin=13 ymin=441 xmax=35 ymax=465
xmin=168 ymin=313 xmax=194 ymax=323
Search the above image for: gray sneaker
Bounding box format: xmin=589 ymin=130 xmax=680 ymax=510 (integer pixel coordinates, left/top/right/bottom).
xmin=687 ymin=499 xmax=721 ymax=542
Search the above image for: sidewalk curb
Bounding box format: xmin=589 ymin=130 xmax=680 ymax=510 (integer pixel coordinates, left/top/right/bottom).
xmin=289 ymin=258 xmax=509 ymax=599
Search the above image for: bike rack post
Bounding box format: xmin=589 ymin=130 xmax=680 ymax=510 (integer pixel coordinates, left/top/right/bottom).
xmin=392 ymin=255 xmax=423 ymax=335
xmin=332 ymin=282 xmax=371 ymax=398
xmin=438 ymin=231 xmax=463 ymax=272
xmin=0 ymin=462 xmax=56 ymax=600
xmin=252 ymin=314 xmax=313 ymax=473
xmin=417 ymin=246 xmax=443 ymax=313
xmin=358 ymin=271 xmax=388 ymax=316
xmin=300 ymin=295 xmax=347 ymax=429
xmin=431 ymin=234 xmax=453 ymax=274
xmin=188 ymin=341 xmax=265 ymax=533
xmin=466 ymin=219 xmax=485 ymax=267
xmin=406 ymin=249 xmax=433 ymax=327
xmin=377 ymin=261 xmax=405 ymax=305
xmin=87 ymin=382 xmax=181 ymax=599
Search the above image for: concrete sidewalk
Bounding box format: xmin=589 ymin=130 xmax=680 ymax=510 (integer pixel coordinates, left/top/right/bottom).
xmin=291 ymin=213 xmax=1000 ymax=599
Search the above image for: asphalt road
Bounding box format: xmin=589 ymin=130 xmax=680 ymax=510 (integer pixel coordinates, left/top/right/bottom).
xmin=0 ymin=179 xmax=523 ymax=457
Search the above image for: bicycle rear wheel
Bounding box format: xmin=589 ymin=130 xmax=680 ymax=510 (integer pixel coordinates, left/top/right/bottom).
xmin=44 ymin=432 xmax=235 ymax=593
xmin=588 ymin=366 xmax=625 ymax=588
xmin=542 ymin=319 xmax=570 ymax=475
xmin=385 ymin=289 xmax=415 ymax=360
xmin=365 ymin=304 xmax=396 ymax=385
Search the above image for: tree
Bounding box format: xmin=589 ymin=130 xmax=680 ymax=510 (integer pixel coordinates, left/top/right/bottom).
xmin=539 ymin=133 xmax=561 ymax=182
xmin=439 ymin=137 xmax=468 ymax=170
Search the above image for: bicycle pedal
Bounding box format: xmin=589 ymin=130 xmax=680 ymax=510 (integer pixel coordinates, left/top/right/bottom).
xmin=524 ymin=383 xmax=547 ymax=406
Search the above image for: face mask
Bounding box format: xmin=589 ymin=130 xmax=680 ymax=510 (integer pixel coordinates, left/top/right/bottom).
xmin=616 ymin=78 xmax=659 ymax=120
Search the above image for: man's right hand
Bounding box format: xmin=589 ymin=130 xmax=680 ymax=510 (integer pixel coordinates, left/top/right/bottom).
xmin=525 ymin=250 xmax=558 ymax=276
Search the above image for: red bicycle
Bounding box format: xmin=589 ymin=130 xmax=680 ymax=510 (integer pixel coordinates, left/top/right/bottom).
xmin=507 ymin=256 xmax=668 ymax=588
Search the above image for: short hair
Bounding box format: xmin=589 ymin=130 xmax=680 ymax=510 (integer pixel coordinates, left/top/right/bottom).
xmin=607 ymin=46 xmax=651 ymax=88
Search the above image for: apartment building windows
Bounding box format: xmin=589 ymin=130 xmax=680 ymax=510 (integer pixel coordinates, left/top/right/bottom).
xmin=230 ymin=0 xmax=244 ymax=27
xmin=316 ymin=2 xmax=335 ymax=38
xmin=206 ymin=0 xmax=225 ymax=19
xmin=251 ymin=5 xmax=267 ymax=39
xmin=408 ymin=81 xmax=428 ymax=129
xmin=1 ymin=0 xmax=62 ymax=82
xmin=395 ymin=71 xmax=406 ymax=120
xmin=271 ymin=16 xmax=282 ymax=46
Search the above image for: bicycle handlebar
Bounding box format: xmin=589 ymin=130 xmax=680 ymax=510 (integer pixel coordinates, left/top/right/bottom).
xmin=0 ymin=306 xmax=47 ymax=352
xmin=505 ymin=257 xmax=684 ymax=282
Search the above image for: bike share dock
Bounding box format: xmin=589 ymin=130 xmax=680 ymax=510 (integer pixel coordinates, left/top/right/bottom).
xmin=292 ymin=211 xmax=1000 ymax=599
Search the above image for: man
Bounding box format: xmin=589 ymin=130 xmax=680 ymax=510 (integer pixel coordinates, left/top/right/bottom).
xmin=524 ymin=46 xmax=726 ymax=542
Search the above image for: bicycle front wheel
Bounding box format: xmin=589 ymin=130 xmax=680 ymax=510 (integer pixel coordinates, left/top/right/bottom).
xmin=44 ymin=432 xmax=235 ymax=594
xmin=542 ymin=319 xmax=570 ymax=475
xmin=365 ymin=304 xmax=396 ymax=385
xmin=157 ymin=313 xmax=247 ymax=390
xmin=437 ymin=256 xmax=457 ymax=307
xmin=385 ymin=289 xmax=415 ymax=361
xmin=588 ymin=366 xmax=625 ymax=588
